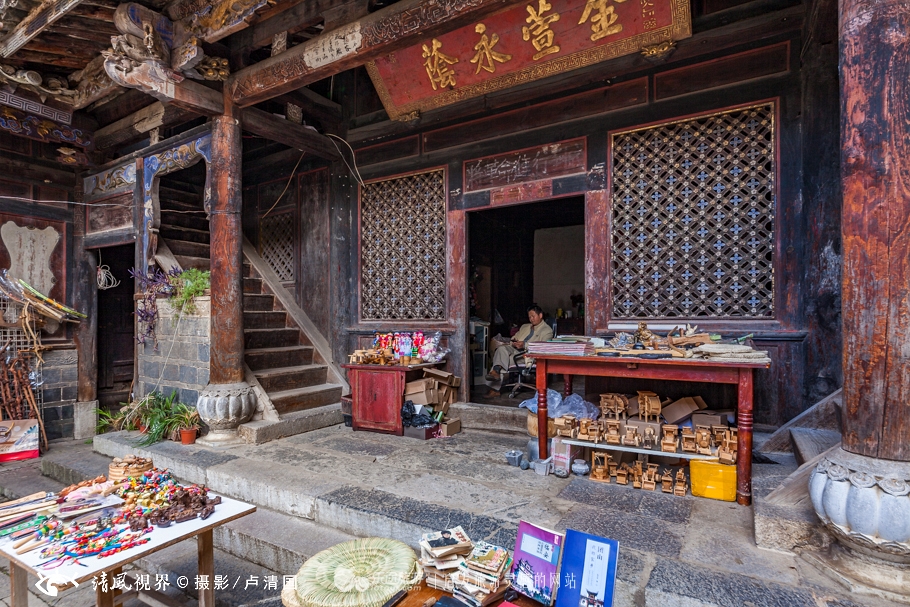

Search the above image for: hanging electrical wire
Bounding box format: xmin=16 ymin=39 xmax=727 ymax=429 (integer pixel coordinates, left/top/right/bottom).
xmin=96 ymin=250 xmax=121 ymax=290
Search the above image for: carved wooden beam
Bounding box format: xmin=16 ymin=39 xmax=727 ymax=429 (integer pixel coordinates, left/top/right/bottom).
xmin=242 ymin=106 xmax=341 ymax=160
xmin=0 ymin=0 xmax=86 ymax=58
xmin=228 ymin=0 xmax=524 ymax=107
xmin=235 ymin=0 xmax=368 ymax=52
xmin=94 ymin=101 xmax=196 ymax=150
xmin=274 ymin=87 xmax=342 ymax=127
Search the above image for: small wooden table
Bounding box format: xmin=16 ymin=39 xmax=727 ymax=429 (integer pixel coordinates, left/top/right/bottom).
xmin=0 ymin=493 xmax=255 ymax=607
xmin=342 ymin=362 xmax=440 ymax=435
xmin=533 ymin=354 xmax=769 ymax=505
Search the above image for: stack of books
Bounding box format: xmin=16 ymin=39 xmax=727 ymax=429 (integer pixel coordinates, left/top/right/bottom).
xmin=527 ymin=339 xmax=596 ymax=356
xmin=418 ymin=526 xmax=473 ymax=591
xmin=452 ymin=541 xmax=512 ymax=607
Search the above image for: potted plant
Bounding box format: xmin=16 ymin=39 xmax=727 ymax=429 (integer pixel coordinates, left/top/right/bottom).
xmin=171 ymin=403 xmax=201 ymax=445
xmin=137 ymin=391 xmax=181 ymax=446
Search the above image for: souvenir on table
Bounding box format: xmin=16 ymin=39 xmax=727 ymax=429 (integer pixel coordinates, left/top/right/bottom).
xmin=510 ymin=520 xmax=564 ymax=605
xmin=554 ymin=529 xmax=619 ymax=607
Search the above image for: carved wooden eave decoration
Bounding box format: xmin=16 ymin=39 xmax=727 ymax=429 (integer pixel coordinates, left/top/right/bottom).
xmin=0 ymin=104 xmax=92 ymax=148
xmin=0 ymin=0 xmax=85 ymax=58
xmin=0 ymin=64 xmax=78 ymax=105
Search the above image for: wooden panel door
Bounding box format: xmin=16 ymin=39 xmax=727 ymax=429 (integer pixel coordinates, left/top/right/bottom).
xmin=352 ymin=369 xmax=403 ymax=435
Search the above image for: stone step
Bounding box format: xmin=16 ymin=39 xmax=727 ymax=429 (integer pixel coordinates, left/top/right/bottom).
xmin=244 ymin=328 xmax=300 ymax=349
xmin=174 ymin=255 xmax=210 ymax=271
xmin=245 ymin=346 xmax=314 ymax=371
xmin=160 ymin=225 xmax=210 ymax=244
xmin=790 ymin=428 xmax=841 ymax=466
xmin=239 ymin=404 xmax=342 ymax=444
xmin=244 ymin=310 xmax=287 ymax=329
xmin=269 ymin=384 xmax=343 ymax=415
xmin=167 ymin=239 xmax=211 ymax=259
xmin=243 ymin=294 xmax=275 ymax=311
xmin=243 ymin=277 xmax=262 ymax=294
xmin=255 ymin=364 xmax=328 ymax=393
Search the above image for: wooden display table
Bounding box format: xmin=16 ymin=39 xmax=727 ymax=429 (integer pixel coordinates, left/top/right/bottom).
xmin=342 ymin=362 xmax=441 ymax=435
xmin=0 ymin=493 xmax=255 ymax=607
xmin=533 ymin=354 xmax=769 ymax=505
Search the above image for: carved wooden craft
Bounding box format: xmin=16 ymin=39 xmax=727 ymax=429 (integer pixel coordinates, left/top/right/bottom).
xmin=611 ymin=103 xmax=776 ymax=318
xmin=674 ymin=469 xmax=687 ymax=496
xmin=711 ymin=424 xmax=728 ymax=445
xmin=661 ymin=468 xmax=673 ymax=493
xmin=661 ymin=424 xmax=678 ymax=453
xmin=577 ymin=418 xmax=598 ymax=442
xmin=621 ymin=425 xmax=640 ymax=447
xmin=615 ymin=463 xmax=628 ymax=485
xmin=681 ymin=427 xmax=697 ymax=453
xmin=555 ymin=414 xmax=578 ymax=437
xmin=590 ymin=451 xmax=610 ymax=483
xmin=695 ymin=425 xmax=713 ymax=455
xmin=642 ymin=426 xmax=657 ymax=449
xmin=718 ymin=440 xmax=736 ymax=466
xmin=84 ymin=163 xmax=137 ymax=201
xmin=605 ymin=419 xmax=622 ymax=445
xmin=0 ymin=105 xmax=92 ymax=148
xmin=637 ymin=390 xmax=662 ymax=423
xmin=366 ymin=0 xmax=691 ymax=120
xmin=600 ymin=392 xmax=629 ymax=420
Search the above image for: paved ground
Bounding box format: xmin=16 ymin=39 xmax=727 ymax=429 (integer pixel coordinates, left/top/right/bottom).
xmin=0 ymin=423 xmax=903 ymax=607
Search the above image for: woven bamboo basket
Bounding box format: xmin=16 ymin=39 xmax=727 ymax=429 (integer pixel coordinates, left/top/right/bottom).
xmin=108 ymin=459 xmax=153 ymax=482
xmin=527 ymin=411 xmax=557 ymax=438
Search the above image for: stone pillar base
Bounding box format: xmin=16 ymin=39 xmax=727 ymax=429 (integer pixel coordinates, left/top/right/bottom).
xmin=802 ymin=542 xmax=910 ymax=604
xmin=196 ymin=382 xmax=255 ymax=445
xmin=73 ymin=400 xmax=98 ymax=440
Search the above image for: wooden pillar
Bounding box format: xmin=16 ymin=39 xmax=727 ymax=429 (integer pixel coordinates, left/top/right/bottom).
xmin=72 ymin=184 xmax=98 ymax=404
xmin=840 ymin=0 xmax=910 ymax=461
xmin=209 ymin=112 xmax=245 ymax=385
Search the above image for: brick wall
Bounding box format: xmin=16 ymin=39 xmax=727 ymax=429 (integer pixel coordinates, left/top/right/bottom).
xmin=40 ymin=348 xmax=79 ymax=440
xmin=137 ymin=297 xmax=210 ymax=406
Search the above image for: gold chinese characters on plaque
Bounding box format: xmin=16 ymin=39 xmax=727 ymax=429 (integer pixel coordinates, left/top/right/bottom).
xmin=366 ymin=0 xmax=690 ymax=120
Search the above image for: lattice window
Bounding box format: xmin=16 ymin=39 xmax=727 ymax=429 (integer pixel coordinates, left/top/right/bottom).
xmin=361 ymin=169 xmax=447 ymax=320
xmin=610 ymin=103 xmax=776 ymax=319
xmin=260 ymin=211 xmax=295 ymax=282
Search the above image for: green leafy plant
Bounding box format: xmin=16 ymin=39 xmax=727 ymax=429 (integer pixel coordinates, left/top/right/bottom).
xmin=172 ymin=403 xmax=200 ymax=432
xmin=168 ymin=267 xmax=210 ymax=317
xmin=137 ymin=391 xmax=182 ymax=446
xmin=95 ymin=407 xmax=126 ymax=434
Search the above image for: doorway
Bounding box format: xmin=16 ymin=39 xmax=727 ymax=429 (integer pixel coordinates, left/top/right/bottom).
xmin=467 ymin=197 xmax=585 ymax=404
xmin=96 ymin=243 xmax=135 ymax=410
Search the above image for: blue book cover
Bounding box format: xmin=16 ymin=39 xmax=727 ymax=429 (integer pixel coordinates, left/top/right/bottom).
xmin=553 ymin=529 xmax=618 ymax=607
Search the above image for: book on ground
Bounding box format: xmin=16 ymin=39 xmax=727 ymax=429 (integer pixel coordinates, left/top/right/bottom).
xmin=510 ymin=520 xmax=564 ymax=605
xmin=464 ymin=541 xmax=510 ymax=575
xmin=420 ymin=525 xmax=473 ymax=558
xmin=553 ymin=529 xmax=619 ymax=607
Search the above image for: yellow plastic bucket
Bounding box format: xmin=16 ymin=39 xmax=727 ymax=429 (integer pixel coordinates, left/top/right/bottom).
xmin=690 ymin=460 xmax=737 ymax=502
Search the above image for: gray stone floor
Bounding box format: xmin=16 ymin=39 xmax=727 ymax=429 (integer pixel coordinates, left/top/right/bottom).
xmin=0 ymin=424 xmax=905 ymax=607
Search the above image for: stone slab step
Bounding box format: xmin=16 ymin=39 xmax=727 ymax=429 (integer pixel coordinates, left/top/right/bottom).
xmin=243 ymin=294 xmax=274 ymax=311
xmin=243 ymin=277 xmax=262 ymax=294
xmin=41 ymin=440 xmax=111 ymax=485
xmin=269 ymin=384 xmax=343 ymax=415
xmin=243 ymin=310 xmax=287 ymax=330
xmin=174 ymin=255 xmax=210 ymax=271
xmin=244 ymin=328 xmax=299 ymax=349
xmin=790 ymin=428 xmax=841 ymax=466
xmin=254 ymin=364 xmax=328 ymax=393
xmin=239 ymin=404 xmax=342 ymax=444
xmin=167 ymin=239 xmax=210 ymax=259
xmin=245 ymin=346 xmax=314 ymax=371
xmin=160 ymin=225 xmax=210 ymax=244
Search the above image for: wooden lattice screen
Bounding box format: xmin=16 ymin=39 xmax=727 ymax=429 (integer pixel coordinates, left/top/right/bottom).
xmin=610 ymin=103 xmax=776 ymax=318
xmin=360 ymin=169 xmax=447 ymax=320
xmin=259 ymin=210 xmax=296 ymax=283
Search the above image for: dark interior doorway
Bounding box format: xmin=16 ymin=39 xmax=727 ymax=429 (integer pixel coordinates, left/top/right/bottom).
xmin=96 ymin=243 xmax=135 ymax=410
xmin=467 ymin=197 xmax=585 ymax=402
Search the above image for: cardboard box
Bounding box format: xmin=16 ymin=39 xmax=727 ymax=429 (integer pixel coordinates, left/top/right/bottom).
xmin=403 ymin=424 xmax=438 ymax=440
xmin=423 ymin=368 xmax=459 ymax=386
xmin=661 ymin=397 xmax=700 ymax=424
xmin=692 ymin=412 xmax=727 ymax=427
xmin=693 ymin=396 xmax=709 ymax=410
xmin=408 ymin=388 xmax=438 ymax=406
xmin=551 ymin=437 xmax=583 ymax=473
xmin=405 ymin=378 xmax=435 ymax=394
xmin=439 ymin=417 xmax=461 ymax=436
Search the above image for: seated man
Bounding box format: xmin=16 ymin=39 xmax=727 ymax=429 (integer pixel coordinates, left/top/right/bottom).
xmin=485 ymin=304 xmax=553 ymax=397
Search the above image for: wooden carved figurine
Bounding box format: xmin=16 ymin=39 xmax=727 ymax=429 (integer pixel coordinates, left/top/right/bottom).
xmin=631 ymin=461 xmax=643 ymax=489
xmin=577 ymin=419 xmax=595 ymax=441
xmin=615 ymin=464 xmax=629 ymax=485
xmin=642 ymin=426 xmax=657 ymax=450
xmin=718 ymin=434 xmax=737 ymax=466
xmin=608 ymin=459 xmax=618 ymax=477
xmin=661 ymin=469 xmax=673 ymax=493
xmin=637 ymin=391 xmax=662 ymax=424
xmin=728 ymin=427 xmax=738 ymax=450
xmin=591 ymin=452 xmax=610 ymax=483
xmin=695 ymin=425 xmax=713 ymax=456
xmin=621 ymin=426 xmax=641 ymax=447
xmin=605 ymin=420 xmax=622 ymax=445
xmin=711 ymin=425 xmax=727 ymax=445
xmin=599 ymin=393 xmax=628 ymax=420
xmin=681 ymin=427 xmax=697 ymax=453
xmin=661 ymin=425 xmax=679 ymax=453
xmin=555 ymin=415 xmax=578 ymax=438
xmin=642 ymin=463 xmax=659 ymax=491
xmin=674 ymin=469 xmax=687 ymax=496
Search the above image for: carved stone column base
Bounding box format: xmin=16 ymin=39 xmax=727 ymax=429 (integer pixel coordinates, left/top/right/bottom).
xmin=196 ymin=382 xmax=255 ymax=443
xmin=802 ymin=543 xmax=910 ymax=604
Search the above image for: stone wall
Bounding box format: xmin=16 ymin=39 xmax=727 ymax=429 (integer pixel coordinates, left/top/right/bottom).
xmin=40 ymin=348 xmax=79 ymax=440
xmin=138 ymin=297 xmax=210 ymax=406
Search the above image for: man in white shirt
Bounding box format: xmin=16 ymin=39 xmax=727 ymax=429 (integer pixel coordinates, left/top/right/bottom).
xmin=484 ymin=304 xmax=553 ymax=397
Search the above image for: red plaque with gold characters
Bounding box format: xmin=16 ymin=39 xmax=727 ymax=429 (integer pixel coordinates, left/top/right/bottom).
xmin=366 ymin=0 xmax=691 ymax=121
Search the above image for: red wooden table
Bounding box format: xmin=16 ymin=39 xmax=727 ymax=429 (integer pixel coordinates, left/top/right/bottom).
xmin=342 ymin=362 xmax=440 ymax=435
xmin=533 ymin=354 xmax=769 ymax=505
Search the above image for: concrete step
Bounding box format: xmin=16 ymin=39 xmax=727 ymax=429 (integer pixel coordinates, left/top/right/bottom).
xmin=243 ymin=277 xmax=262 ymax=294
xmin=239 ymin=404 xmax=342 ymax=444
xmin=174 ymin=255 xmax=211 ymax=271
xmin=160 ymin=225 xmax=210 ymax=244
xmin=167 ymin=239 xmax=211 ymax=258
xmin=243 ymin=294 xmax=275 ymax=311
xmin=269 ymin=384 xmax=343 ymax=415
xmin=245 ymin=346 xmax=314 ymax=371
xmin=790 ymin=428 xmax=841 ymax=466
xmin=244 ymin=328 xmax=300 ymax=349
xmin=243 ymin=310 xmax=287 ymax=329
xmin=255 ymin=364 xmax=328 ymax=393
